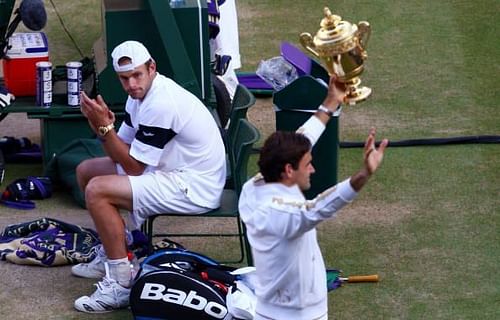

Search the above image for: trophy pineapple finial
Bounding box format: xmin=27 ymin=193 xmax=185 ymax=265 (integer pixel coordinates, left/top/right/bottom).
xmin=320 ymin=7 xmax=341 ymax=30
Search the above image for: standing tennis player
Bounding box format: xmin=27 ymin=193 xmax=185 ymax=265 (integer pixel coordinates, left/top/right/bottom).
xmin=239 ymin=76 xmax=388 ymax=319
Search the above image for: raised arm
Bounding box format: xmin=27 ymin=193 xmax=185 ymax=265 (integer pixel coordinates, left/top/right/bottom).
xmin=296 ymin=76 xmax=346 ymax=145
xmin=350 ymin=127 xmax=388 ymax=192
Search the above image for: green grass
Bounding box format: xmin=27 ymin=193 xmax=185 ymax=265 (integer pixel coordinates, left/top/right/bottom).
xmin=326 ymin=145 xmax=500 ymax=319
xmin=239 ymin=0 xmax=500 ymax=138
xmin=1 ymin=0 xmax=499 ymax=319
xmin=39 ymin=0 xmax=101 ymax=65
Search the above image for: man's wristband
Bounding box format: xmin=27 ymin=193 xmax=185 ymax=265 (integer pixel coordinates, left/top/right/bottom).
xmin=318 ymin=105 xmax=335 ymax=117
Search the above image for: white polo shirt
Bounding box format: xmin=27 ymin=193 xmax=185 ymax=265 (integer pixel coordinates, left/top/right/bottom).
xmin=117 ymin=74 xmax=226 ymax=209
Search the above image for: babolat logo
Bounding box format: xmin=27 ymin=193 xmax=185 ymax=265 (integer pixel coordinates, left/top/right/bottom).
xmin=140 ymin=283 xmax=228 ymax=319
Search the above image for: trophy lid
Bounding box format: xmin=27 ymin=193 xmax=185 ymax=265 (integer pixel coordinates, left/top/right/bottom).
xmin=314 ymin=7 xmax=358 ymax=51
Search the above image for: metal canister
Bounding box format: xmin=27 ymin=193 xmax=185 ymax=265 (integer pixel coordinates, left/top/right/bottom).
xmin=66 ymin=61 xmax=82 ymax=107
xmin=36 ymin=61 xmax=52 ymax=108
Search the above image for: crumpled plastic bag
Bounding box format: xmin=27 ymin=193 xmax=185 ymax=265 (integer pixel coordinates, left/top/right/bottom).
xmin=256 ymin=56 xmax=298 ymax=91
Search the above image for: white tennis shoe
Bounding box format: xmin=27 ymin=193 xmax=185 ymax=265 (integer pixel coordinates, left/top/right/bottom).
xmin=74 ymin=276 xmax=130 ymax=313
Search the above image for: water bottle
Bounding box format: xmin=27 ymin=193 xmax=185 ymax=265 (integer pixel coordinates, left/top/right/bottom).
xmin=127 ymin=251 xmax=140 ymax=281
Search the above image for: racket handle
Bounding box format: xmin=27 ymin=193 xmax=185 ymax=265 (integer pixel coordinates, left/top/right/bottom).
xmin=346 ymin=274 xmax=379 ymax=283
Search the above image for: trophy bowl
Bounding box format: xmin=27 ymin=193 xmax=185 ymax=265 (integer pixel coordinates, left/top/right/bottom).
xmin=300 ymin=7 xmax=372 ymax=105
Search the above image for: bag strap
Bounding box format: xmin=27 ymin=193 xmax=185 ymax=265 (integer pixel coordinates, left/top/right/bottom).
xmin=0 ymin=199 xmax=36 ymax=210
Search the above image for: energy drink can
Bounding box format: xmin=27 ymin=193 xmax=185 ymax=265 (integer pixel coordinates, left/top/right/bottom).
xmin=36 ymin=61 xmax=52 ymax=108
xmin=66 ymin=61 xmax=82 ymax=107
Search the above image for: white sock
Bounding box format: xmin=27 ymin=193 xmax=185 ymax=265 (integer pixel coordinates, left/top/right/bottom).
xmin=106 ymin=258 xmax=131 ymax=288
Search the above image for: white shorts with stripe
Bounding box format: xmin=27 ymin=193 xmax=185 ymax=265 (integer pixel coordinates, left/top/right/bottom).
xmin=117 ymin=165 xmax=212 ymax=229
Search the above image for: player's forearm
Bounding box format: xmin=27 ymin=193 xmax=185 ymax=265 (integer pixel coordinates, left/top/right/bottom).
xmin=349 ymin=168 xmax=371 ymax=192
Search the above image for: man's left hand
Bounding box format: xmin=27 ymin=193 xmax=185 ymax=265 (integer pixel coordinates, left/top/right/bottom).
xmin=364 ymin=127 xmax=388 ymax=175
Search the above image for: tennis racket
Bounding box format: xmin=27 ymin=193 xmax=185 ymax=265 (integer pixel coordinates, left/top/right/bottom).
xmin=339 ymin=274 xmax=379 ymax=283
xmin=327 ymin=269 xmax=379 ymax=291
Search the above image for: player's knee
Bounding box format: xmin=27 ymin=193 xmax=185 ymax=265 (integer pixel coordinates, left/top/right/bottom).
xmin=85 ymin=176 xmax=107 ymax=205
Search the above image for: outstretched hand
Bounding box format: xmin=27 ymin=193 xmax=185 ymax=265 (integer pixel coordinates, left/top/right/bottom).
xmin=349 ymin=127 xmax=388 ymax=192
xmin=363 ymin=127 xmax=388 ymax=175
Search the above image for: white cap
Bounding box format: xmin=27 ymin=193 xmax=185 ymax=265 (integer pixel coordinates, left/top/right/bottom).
xmin=111 ymin=40 xmax=152 ymax=73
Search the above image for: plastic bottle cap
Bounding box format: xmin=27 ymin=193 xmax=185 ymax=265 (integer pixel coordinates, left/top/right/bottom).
xmin=127 ymin=251 xmax=134 ymax=261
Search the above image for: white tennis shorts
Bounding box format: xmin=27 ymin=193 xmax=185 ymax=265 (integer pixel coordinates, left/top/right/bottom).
xmin=118 ymin=166 xmax=211 ymax=229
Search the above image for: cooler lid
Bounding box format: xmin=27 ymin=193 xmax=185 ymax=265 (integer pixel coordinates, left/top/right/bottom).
xmin=5 ymin=32 xmax=49 ymax=58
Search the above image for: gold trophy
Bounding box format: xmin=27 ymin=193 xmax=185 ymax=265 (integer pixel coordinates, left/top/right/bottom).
xmin=300 ymin=7 xmax=372 ymax=105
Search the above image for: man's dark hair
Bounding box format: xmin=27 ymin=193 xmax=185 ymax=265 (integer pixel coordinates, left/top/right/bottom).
xmin=117 ymin=57 xmax=154 ymax=68
xmin=258 ymin=131 xmax=311 ymax=183
xmin=144 ymin=58 xmax=154 ymax=68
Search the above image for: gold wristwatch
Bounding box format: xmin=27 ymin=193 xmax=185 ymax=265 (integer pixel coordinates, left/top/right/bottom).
xmin=98 ymin=123 xmax=115 ymax=137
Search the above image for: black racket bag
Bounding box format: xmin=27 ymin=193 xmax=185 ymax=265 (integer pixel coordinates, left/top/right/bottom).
xmin=130 ymin=249 xmax=235 ymax=320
